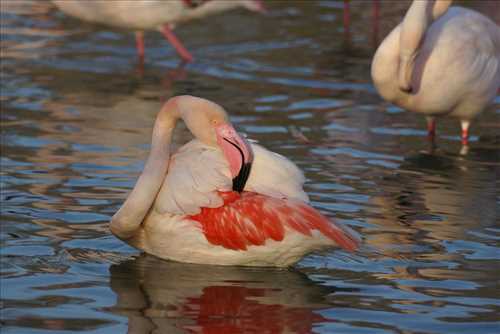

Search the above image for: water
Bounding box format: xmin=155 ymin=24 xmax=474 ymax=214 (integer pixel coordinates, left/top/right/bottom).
xmin=1 ymin=0 xmax=499 ymax=333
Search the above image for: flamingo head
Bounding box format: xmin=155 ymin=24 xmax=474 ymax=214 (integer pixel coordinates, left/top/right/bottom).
xmin=398 ymin=51 xmax=418 ymax=93
xmin=178 ymin=96 xmax=253 ymax=192
xmin=215 ymin=123 xmax=253 ymax=192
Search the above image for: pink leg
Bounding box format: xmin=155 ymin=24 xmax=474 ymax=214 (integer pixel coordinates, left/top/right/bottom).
xmin=461 ymin=129 xmax=469 ymax=145
xmin=160 ymin=24 xmax=194 ymax=62
xmin=461 ymin=120 xmax=470 ymax=146
xmin=372 ymin=0 xmax=380 ymax=47
xmin=343 ymin=0 xmax=350 ymax=36
xmin=135 ymin=31 xmax=145 ymax=63
xmin=426 ymin=117 xmax=436 ymax=141
xmin=161 ymin=64 xmax=188 ymax=91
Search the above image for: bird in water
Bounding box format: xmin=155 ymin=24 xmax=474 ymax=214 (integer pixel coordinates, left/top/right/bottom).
xmin=371 ymin=0 xmax=499 ymax=145
xmin=51 ymin=0 xmax=266 ymax=63
xmin=110 ymin=95 xmax=360 ymax=267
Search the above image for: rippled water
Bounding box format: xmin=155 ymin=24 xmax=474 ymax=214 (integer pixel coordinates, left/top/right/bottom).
xmin=1 ymin=0 xmax=500 ymax=333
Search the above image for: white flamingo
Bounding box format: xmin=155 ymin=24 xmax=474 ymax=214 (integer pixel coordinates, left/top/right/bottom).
xmin=51 ymin=0 xmax=265 ymax=63
xmin=371 ymin=0 xmax=499 ymax=145
xmin=110 ymin=95 xmax=360 ymax=267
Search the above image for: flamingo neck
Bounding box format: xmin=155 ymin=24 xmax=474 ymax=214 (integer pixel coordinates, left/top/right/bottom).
xmin=111 ymin=100 xmax=181 ymax=239
xmin=398 ymin=0 xmax=452 ymax=92
xmin=431 ymin=0 xmax=453 ymax=20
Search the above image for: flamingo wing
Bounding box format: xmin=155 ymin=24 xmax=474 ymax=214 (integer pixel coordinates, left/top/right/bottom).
xmin=154 ymin=140 xmax=309 ymax=216
xmin=188 ymin=192 xmax=360 ymax=252
xmin=154 ymin=140 xmax=232 ymax=216
xmin=245 ymin=143 xmax=309 ymax=203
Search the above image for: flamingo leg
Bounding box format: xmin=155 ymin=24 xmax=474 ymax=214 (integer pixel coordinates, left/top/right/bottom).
xmin=426 ymin=116 xmax=436 ymax=141
xmin=343 ymin=0 xmax=350 ymax=36
xmin=461 ymin=120 xmax=470 ymax=146
xmin=372 ymin=0 xmax=380 ymax=47
xmin=135 ymin=31 xmax=145 ymax=63
xmin=160 ymin=24 xmax=194 ymax=62
xmin=161 ymin=63 xmax=188 ymax=92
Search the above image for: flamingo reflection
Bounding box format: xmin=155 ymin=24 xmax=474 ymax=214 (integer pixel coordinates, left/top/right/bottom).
xmin=109 ymin=255 xmax=334 ymax=333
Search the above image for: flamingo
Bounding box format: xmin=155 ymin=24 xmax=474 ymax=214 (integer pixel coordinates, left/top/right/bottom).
xmin=110 ymin=95 xmax=360 ymax=267
xmin=371 ymin=0 xmax=500 ymax=145
xmin=51 ymin=0 xmax=266 ymax=63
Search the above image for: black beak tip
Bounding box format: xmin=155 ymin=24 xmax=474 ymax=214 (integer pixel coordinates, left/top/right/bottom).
xmin=232 ymin=181 xmax=244 ymax=193
xmin=401 ymin=86 xmax=413 ymax=94
xmin=232 ymin=162 xmax=252 ymax=193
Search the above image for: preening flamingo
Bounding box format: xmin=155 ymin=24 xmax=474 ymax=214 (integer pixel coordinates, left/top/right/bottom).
xmin=51 ymin=0 xmax=266 ymax=63
xmin=371 ymin=0 xmax=499 ymax=145
xmin=110 ymin=95 xmax=360 ymax=267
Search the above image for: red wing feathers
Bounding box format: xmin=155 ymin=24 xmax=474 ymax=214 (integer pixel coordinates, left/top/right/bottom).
xmin=188 ymin=192 xmax=360 ymax=252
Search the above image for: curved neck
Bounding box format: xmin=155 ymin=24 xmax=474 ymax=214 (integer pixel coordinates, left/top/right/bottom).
xmin=398 ymin=0 xmax=452 ymax=91
xmin=111 ymin=99 xmax=181 ymax=239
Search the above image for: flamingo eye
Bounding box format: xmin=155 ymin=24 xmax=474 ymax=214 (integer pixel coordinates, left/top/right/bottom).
xmin=211 ymin=119 xmax=219 ymax=126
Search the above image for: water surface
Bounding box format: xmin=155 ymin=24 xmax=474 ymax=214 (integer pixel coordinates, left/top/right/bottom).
xmin=1 ymin=1 xmax=500 ymax=333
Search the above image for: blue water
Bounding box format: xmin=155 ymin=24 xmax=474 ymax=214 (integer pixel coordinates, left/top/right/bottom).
xmin=1 ymin=0 xmax=499 ymax=333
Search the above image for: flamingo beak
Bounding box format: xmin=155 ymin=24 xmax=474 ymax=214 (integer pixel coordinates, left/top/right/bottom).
xmin=398 ymin=52 xmax=417 ymax=93
xmin=215 ymin=124 xmax=253 ymax=192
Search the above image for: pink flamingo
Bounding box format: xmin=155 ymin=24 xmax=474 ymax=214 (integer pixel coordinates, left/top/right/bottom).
xmin=110 ymin=96 xmax=360 ymax=266
xmin=51 ymin=0 xmax=266 ymax=63
xmin=371 ymin=0 xmax=499 ymax=145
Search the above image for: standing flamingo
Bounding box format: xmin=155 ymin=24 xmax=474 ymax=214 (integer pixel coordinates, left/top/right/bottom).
xmin=110 ymin=95 xmax=360 ymax=267
xmin=371 ymin=0 xmax=499 ymax=145
xmin=51 ymin=0 xmax=266 ymax=63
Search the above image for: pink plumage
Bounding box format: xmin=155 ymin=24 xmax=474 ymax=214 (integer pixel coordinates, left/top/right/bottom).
xmin=189 ymin=191 xmax=360 ymax=252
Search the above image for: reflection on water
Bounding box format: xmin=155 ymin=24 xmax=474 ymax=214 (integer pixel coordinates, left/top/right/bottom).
xmin=1 ymin=0 xmax=499 ymax=333
xmin=109 ymin=255 xmax=334 ymax=333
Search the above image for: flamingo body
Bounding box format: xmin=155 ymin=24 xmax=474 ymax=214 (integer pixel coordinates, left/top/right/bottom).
xmin=371 ymin=2 xmax=500 ymax=143
xmin=128 ymin=140 xmax=357 ymax=267
xmin=52 ymin=0 xmax=186 ymax=30
xmin=111 ymin=96 xmax=359 ymax=267
xmin=51 ymin=0 xmax=263 ymax=29
xmin=51 ymin=0 xmax=265 ymax=62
